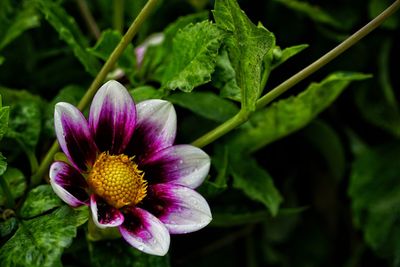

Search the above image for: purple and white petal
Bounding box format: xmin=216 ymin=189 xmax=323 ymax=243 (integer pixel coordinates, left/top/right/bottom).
xmin=54 ymin=102 xmax=98 ymax=172
xmin=127 ymin=100 xmax=176 ymax=162
xmin=146 ymin=184 xmax=212 ymax=234
xmin=119 ymin=207 xmax=170 ymax=256
xmin=49 ymin=161 xmax=89 ymax=207
xmin=90 ymin=195 xmax=124 ymax=228
xmin=141 ymin=145 xmax=210 ymax=188
xmin=89 ymin=80 xmax=136 ymax=154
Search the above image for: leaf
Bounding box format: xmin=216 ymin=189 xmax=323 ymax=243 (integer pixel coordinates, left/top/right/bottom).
xmin=139 ymin=12 xmax=209 ymax=82
xmin=212 ymin=49 xmax=241 ymax=102
xmin=0 ymin=152 xmax=6 ymax=176
xmin=0 ymin=167 xmax=26 ymax=206
xmin=0 ymin=95 xmax=9 ymax=141
xmin=89 ymin=239 xmax=171 ymax=267
xmin=213 ymin=0 xmax=275 ymax=111
xmin=36 ymin=0 xmax=101 ymax=76
xmin=87 ymin=30 xmax=136 ymax=80
xmin=228 ymin=72 xmax=371 ymax=153
xmin=167 ymin=91 xmax=239 ymax=122
xmin=231 ymin=155 xmax=282 ymax=216
xmin=349 ymin=142 xmax=400 ymax=263
xmin=302 ymin=120 xmax=346 ymax=181
xmin=0 ymin=206 xmax=88 ymax=267
xmin=271 ymin=44 xmax=309 ymax=70
xmin=0 ymin=217 xmax=18 ymax=238
xmin=129 ymin=86 xmax=164 ymax=103
xmin=20 ymin=185 xmax=63 ymax=219
xmin=271 ymin=0 xmax=345 ymax=29
xmin=161 ymin=20 xmax=223 ymax=92
xmin=0 ymin=0 xmax=41 ymax=51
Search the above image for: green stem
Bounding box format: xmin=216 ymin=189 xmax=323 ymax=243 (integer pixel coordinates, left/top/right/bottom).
xmin=113 ymin=0 xmax=125 ymax=33
xmin=192 ymin=0 xmax=400 ymax=148
xmin=16 ymin=140 xmax=39 ymax=175
xmin=191 ymin=109 xmax=249 ymax=148
xmin=32 ymin=0 xmax=159 ymax=185
xmin=75 ymin=0 xmax=101 ymax=39
xmin=0 ymin=175 xmax=15 ymax=208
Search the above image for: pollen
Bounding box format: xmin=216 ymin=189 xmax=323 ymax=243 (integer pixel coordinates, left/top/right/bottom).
xmin=88 ymin=152 xmax=147 ymax=209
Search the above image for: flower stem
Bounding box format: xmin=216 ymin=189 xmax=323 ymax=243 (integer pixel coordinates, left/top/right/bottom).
xmin=75 ymin=0 xmax=101 ymax=39
xmin=192 ymin=0 xmax=400 ymax=149
xmin=113 ymin=0 xmax=125 ymax=33
xmin=31 ymin=0 xmax=159 ymax=185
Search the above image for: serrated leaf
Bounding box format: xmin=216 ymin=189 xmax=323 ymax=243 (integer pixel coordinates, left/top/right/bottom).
xmin=20 ymin=185 xmax=63 ymax=219
xmin=0 ymin=206 xmax=88 ymax=267
xmin=87 ymin=30 xmax=136 ymax=80
xmin=167 ymin=91 xmax=239 ymax=122
xmin=212 ymin=49 xmax=241 ymax=102
xmin=0 ymin=0 xmax=41 ymax=51
xmin=36 ymin=0 xmax=101 ymax=76
xmin=349 ymin=142 xmax=400 ymax=263
xmin=162 ymin=20 xmax=223 ymax=92
xmin=89 ymin=239 xmax=171 ymax=267
xmin=231 ymin=155 xmax=282 ymax=216
xmin=228 ymin=72 xmax=371 ymax=153
xmin=0 ymin=167 xmax=26 ymax=206
xmin=139 ymin=12 xmax=209 ymax=82
xmin=213 ymin=0 xmax=275 ymax=111
xmin=271 ymin=44 xmax=309 ymax=70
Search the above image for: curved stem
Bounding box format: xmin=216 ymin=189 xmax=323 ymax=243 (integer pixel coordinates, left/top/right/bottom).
xmin=32 ymin=0 xmax=159 ymax=185
xmin=75 ymin=0 xmax=101 ymax=39
xmin=192 ymin=0 xmax=400 ymax=148
xmin=0 ymin=175 xmax=15 ymax=208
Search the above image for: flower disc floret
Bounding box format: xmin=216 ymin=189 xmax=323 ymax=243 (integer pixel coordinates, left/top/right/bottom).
xmin=88 ymin=152 xmax=147 ymax=209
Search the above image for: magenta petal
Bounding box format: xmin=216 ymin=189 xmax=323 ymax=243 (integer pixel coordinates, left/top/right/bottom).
xmin=141 ymin=145 xmax=210 ymax=188
xmin=90 ymin=195 xmax=124 ymax=228
xmin=49 ymin=161 xmax=89 ymax=207
xmin=119 ymin=207 xmax=170 ymax=256
xmin=126 ymin=100 xmax=176 ymax=162
xmin=89 ymin=80 xmax=136 ymax=154
xmin=146 ymin=184 xmax=212 ymax=234
xmin=54 ymin=102 xmax=98 ymax=172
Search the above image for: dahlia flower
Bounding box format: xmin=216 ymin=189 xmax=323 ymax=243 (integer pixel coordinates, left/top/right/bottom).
xmin=49 ymin=80 xmax=212 ymax=256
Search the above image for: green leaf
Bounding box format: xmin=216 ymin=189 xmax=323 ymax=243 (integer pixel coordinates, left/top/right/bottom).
xmin=302 ymin=120 xmax=346 ymax=181
xmin=0 ymin=206 xmax=88 ymax=267
xmin=228 ymin=72 xmax=371 ymax=153
xmin=129 ymin=86 xmax=164 ymax=103
xmin=0 ymin=0 xmax=41 ymax=51
xmin=271 ymin=44 xmax=309 ymax=70
xmin=20 ymin=185 xmax=63 ymax=219
xmin=161 ymin=20 xmax=223 ymax=92
xmin=349 ymin=142 xmax=400 ymax=263
xmin=167 ymin=91 xmax=239 ymax=122
xmin=212 ymin=49 xmax=241 ymax=102
xmin=213 ymin=0 xmax=275 ymax=111
xmin=231 ymin=155 xmax=282 ymax=216
xmin=272 ymin=0 xmax=345 ymax=29
xmin=87 ymin=30 xmax=136 ymax=80
xmin=36 ymin=0 xmax=101 ymax=76
xmin=0 ymin=167 xmax=26 ymax=206
xmin=0 ymin=152 xmax=6 ymax=176
xmin=139 ymin=12 xmax=209 ymax=82
xmin=89 ymin=239 xmax=171 ymax=267
xmin=0 ymin=95 xmax=9 ymax=141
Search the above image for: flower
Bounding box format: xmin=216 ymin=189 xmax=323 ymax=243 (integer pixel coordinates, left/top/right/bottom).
xmin=49 ymin=80 xmax=212 ymax=256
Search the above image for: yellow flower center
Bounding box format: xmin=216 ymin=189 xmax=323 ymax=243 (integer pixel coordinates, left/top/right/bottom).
xmin=88 ymin=152 xmax=147 ymax=209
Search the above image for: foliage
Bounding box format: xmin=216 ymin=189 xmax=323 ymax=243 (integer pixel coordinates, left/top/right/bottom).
xmin=0 ymin=0 xmax=399 ymax=266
